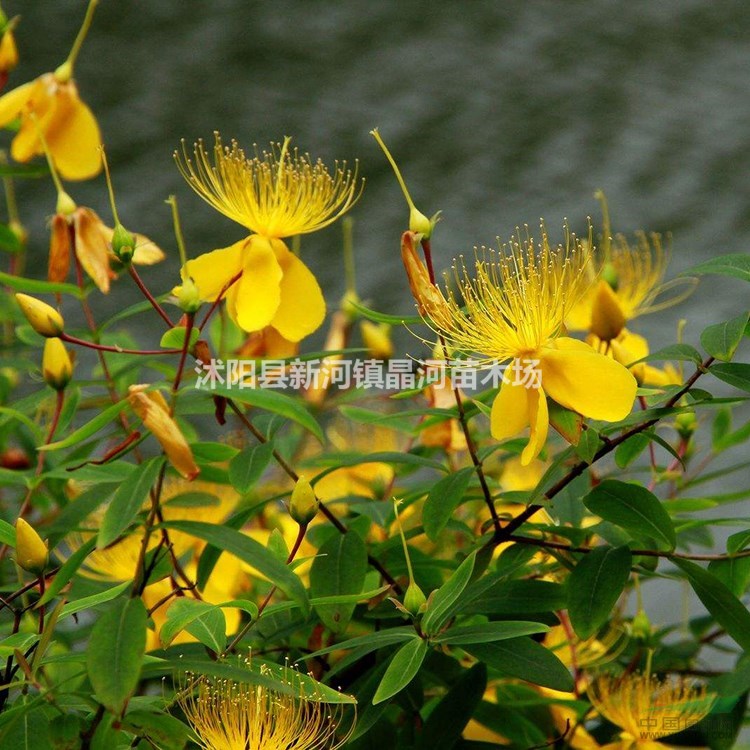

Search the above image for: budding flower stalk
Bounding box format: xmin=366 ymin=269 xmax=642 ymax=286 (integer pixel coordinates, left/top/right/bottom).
xmin=15 ymin=518 xmax=49 ymax=575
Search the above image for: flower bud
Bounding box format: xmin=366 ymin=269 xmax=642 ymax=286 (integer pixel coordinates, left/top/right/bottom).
xmin=590 ymin=280 xmax=626 ymax=342
xmin=675 ymin=410 xmax=697 ymax=440
xmin=289 ymin=476 xmax=318 ymax=526
xmin=42 ymin=337 xmax=73 ymax=391
xmin=360 ymin=321 xmax=393 ymax=360
xmin=403 ymin=581 xmax=426 ymax=616
xmin=340 ymin=289 xmax=360 ymax=323
xmin=111 ymin=223 xmax=135 ymax=263
xmin=176 ymin=276 xmax=202 ymax=314
xmin=631 ymin=609 xmax=651 ymax=640
xmin=409 ymin=206 xmax=432 ymax=237
xmin=15 ymin=518 xmax=49 ymax=575
xmin=56 ymin=190 xmax=77 ymax=217
xmin=15 ymin=294 xmax=64 ymax=337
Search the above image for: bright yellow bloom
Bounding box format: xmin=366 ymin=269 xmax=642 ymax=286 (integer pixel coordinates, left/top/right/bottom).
xmin=588 ymin=671 xmax=715 ymax=749
xmin=567 ymin=232 xmax=694 ymax=339
xmin=174 ymin=134 xmax=363 ymax=338
xmin=42 ymin=337 xmax=73 ymax=391
xmin=15 ymin=517 xmax=48 ymax=575
xmin=15 ymin=293 xmax=64 ymax=337
xmin=0 ymin=1 xmax=101 ymax=180
xmin=128 ymin=385 xmax=199 ymax=480
xmin=178 ymin=669 xmax=352 ymax=750
xmin=427 ymin=229 xmax=637 ymax=464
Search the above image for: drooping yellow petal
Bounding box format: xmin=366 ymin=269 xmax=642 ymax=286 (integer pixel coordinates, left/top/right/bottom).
xmin=0 ymin=80 xmax=34 ymax=126
xmin=590 ymin=280 xmax=627 ymax=341
xmin=523 ymin=386 xmax=549 ymax=465
xmin=48 ymin=214 xmax=72 ymax=283
xmin=231 ymin=234 xmax=283 ymax=333
xmin=74 ymin=208 xmax=112 ymax=293
xmin=539 ymin=337 xmax=636 ymax=422
xmin=269 ymin=238 xmax=325 ymax=342
xmin=182 ymin=240 xmax=244 ymax=302
xmin=43 ymin=82 xmax=102 ymax=180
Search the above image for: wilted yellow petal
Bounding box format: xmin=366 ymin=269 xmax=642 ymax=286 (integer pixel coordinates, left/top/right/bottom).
xmin=74 ymin=207 xmax=112 ymax=293
xmin=128 ymin=385 xmax=199 ymax=480
xmin=539 ymin=337 xmax=636 ymax=422
xmin=48 ymin=213 xmax=71 ymax=283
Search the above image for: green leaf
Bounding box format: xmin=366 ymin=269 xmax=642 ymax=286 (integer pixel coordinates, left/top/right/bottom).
xmin=462 ymin=578 xmax=567 ymax=615
xmin=0 ymin=705 xmax=51 ymax=749
xmin=190 ymin=442 xmax=240 ymax=463
xmin=422 ymin=468 xmax=474 ymax=541
xmin=615 ymin=432 xmax=651 ymax=469
xmin=204 ymin=384 xmax=323 ymax=442
xmin=422 ymin=552 xmax=476 ymax=635
xmin=87 ymin=598 xmax=147 ymax=714
xmin=674 ymin=558 xmax=750 ymax=652
xmin=727 ymin=530 xmax=750 ymax=555
xmin=0 ymin=163 xmax=50 ymax=177
xmin=433 ymin=620 xmax=550 ymax=645
xmin=416 ymin=663 xmax=487 ymax=750
xmin=0 ymin=270 xmax=83 ymax=298
xmin=464 ymin=638 xmax=574 ymax=691
xmin=119 ymin=711 xmax=192 ymax=750
xmin=708 ymin=557 xmax=750 ymax=597
xmin=162 ymin=520 xmax=308 ymax=614
xmin=548 ymin=400 xmax=584 ymax=444
xmin=711 ymin=363 xmax=750 ymax=393
xmin=310 ymin=531 xmax=367 ymax=633
xmin=583 ymin=479 xmax=676 ymax=551
xmin=304 ymin=627 xmax=418 ymax=661
xmin=0 ymin=519 xmax=14 ymax=547
xmin=701 ymin=313 xmax=750 ymax=362
xmin=567 ymin=545 xmax=632 ymax=639
xmin=228 ymin=442 xmax=274 ymax=494
xmin=38 ymin=537 xmax=97 ymax=606
xmin=683 ymin=253 xmax=750 ymax=283
xmin=0 ymin=223 xmax=21 ymax=254
xmin=160 ymin=598 xmax=226 ymax=652
xmin=39 ymin=400 xmax=129 ymax=451
xmin=631 ymin=343 xmax=703 ymax=365
xmin=313 ymin=451 xmax=447 ymax=478
xmin=575 ymin=427 xmax=600 ymax=464
xmin=98 ymin=458 xmax=163 ymax=548
xmin=160 ymin=326 xmax=200 ymax=350
xmin=59 ymin=581 xmax=131 ymax=620
xmin=372 ymin=638 xmax=429 ymax=704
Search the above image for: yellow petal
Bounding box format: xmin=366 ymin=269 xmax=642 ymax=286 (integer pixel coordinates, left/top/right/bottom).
xmin=490 ymin=372 xmax=531 ymax=441
xmin=590 ymin=280 xmax=627 ymax=341
xmin=521 ymin=386 xmax=549 ymax=465
xmin=0 ymin=79 xmax=33 ymax=127
xmin=43 ymin=82 xmax=102 ymax=180
xmin=74 ymin=208 xmax=112 ymax=293
xmin=539 ymin=337 xmax=637 ymax=422
xmin=269 ymin=238 xmax=326 ymax=342
xmin=48 ymin=214 xmax=71 ymax=283
xmin=182 ymin=240 xmax=244 ymax=302
xmin=231 ymin=235 xmax=283 ymax=333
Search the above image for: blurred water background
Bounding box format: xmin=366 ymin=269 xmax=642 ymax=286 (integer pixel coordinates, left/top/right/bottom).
xmin=7 ymin=1 xmax=750 ymax=657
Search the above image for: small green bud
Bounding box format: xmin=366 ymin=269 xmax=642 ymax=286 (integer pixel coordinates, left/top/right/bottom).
xmin=675 ymin=410 xmax=697 ymax=440
xmin=340 ymin=289 xmax=360 ymax=322
xmin=176 ymin=277 xmax=202 ymax=314
xmin=403 ymin=581 xmax=426 ymax=616
xmin=631 ymin=609 xmax=651 ymax=640
xmin=289 ymin=476 xmax=318 ymax=526
xmin=56 ymin=190 xmax=77 ymax=217
xmin=111 ymin=222 xmax=135 ymax=263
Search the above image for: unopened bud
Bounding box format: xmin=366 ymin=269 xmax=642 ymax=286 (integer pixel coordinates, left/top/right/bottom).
xmin=631 ymin=609 xmax=651 ymax=640
xmin=15 ymin=294 xmax=64 ymax=337
xmin=340 ymin=290 xmax=360 ymax=322
xmin=361 ymin=321 xmax=393 ymax=360
xmin=42 ymin=338 xmax=73 ymax=391
xmin=56 ymin=190 xmax=77 ymax=217
xmin=289 ymin=476 xmax=318 ymax=526
xmin=403 ymin=581 xmax=426 ymax=615
xmin=15 ymin=518 xmax=49 ymax=575
xmin=176 ymin=276 xmax=202 ymax=314
xmin=111 ymin=223 xmax=135 ymax=263
xmin=675 ymin=410 xmax=696 ymax=440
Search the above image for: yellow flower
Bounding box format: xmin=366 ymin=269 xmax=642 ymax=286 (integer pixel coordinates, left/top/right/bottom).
xmin=178 ymin=668 xmax=352 ymax=750
xmin=0 ymin=1 xmax=100 ymax=180
xmin=360 ymin=321 xmax=394 ymax=359
xmin=15 ymin=517 xmax=48 ymax=575
xmin=49 ymin=206 xmax=164 ymax=294
xmin=427 ymin=228 xmax=638 ymax=464
xmin=15 ymin=293 xmax=64 ymax=337
xmin=174 ymin=133 xmax=363 ymax=338
xmin=42 ymin=337 xmax=73 ymax=391
xmin=128 ymin=385 xmax=199 ymax=480
xmin=567 ymin=232 xmax=694 ymax=340
xmin=588 ymin=671 xmax=716 ymax=749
